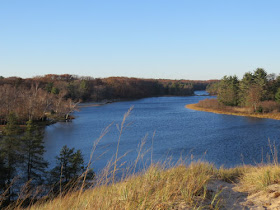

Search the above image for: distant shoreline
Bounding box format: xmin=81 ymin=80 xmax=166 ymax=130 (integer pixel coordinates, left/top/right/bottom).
xmin=77 ymin=94 xmax=201 ymax=108
xmin=186 ymin=103 xmax=280 ymax=120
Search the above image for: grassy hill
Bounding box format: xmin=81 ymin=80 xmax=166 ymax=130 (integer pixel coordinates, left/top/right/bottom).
xmin=12 ymin=161 xmax=280 ymax=209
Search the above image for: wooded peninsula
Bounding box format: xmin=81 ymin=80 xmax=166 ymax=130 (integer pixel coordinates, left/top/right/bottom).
xmin=187 ymin=68 xmax=280 ymax=120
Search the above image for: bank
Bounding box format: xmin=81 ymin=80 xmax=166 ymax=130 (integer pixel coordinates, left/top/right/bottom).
xmin=186 ymin=103 xmax=280 ymax=120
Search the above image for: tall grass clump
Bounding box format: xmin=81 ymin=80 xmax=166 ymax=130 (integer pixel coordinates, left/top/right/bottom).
xmin=238 ymin=140 xmax=280 ymax=193
xmin=239 ymin=165 xmax=280 ymax=192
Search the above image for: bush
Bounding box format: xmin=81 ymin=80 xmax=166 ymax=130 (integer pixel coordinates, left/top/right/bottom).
xmin=196 ymin=99 xmax=225 ymax=109
xmin=258 ymin=101 xmax=280 ymax=113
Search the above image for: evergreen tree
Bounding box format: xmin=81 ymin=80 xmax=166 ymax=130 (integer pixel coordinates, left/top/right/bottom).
xmin=217 ymin=75 xmax=239 ymax=106
xmin=50 ymin=145 xmax=94 ymax=187
xmin=253 ymin=68 xmax=268 ymax=100
xmin=254 ymin=68 xmax=267 ymax=88
xmin=69 ymin=149 xmax=84 ymax=179
xmin=21 ymin=120 xmax=48 ymax=183
xmin=51 ymin=146 xmax=82 ymax=183
xmin=239 ymin=72 xmax=254 ymax=106
xmin=239 ymin=69 xmax=268 ymax=108
xmin=79 ymin=80 xmax=90 ymax=101
xmin=0 ymin=113 xmax=22 ymax=201
xmin=52 ymin=145 xmax=75 ymax=183
xmin=275 ymin=88 xmax=280 ymax=104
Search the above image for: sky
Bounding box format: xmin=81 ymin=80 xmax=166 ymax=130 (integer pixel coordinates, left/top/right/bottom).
xmin=0 ymin=0 xmax=280 ymax=80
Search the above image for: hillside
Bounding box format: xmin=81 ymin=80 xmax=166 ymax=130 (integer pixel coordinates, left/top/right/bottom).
xmin=11 ymin=162 xmax=280 ymax=210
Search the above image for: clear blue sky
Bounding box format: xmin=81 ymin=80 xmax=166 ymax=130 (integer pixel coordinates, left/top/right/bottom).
xmin=1 ymin=0 xmax=279 ymax=80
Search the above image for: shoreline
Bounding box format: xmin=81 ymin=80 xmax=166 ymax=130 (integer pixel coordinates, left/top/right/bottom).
xmin=186 ymin=103 xmax=280 ymax=120
xmin=77 ymin=94 xmax=198 ymax=108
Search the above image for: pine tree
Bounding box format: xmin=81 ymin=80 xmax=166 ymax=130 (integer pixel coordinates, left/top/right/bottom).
xmin=21 ymin=120 xmax=48 ymax=183
xmin=69 ymin=149 xmax=84 ymax=179
xmin=275 ymin=88 xmax=280 ymax=104
xmin=0 ymin=113 xmax=22 ymax=201
xmin=50 ymin=145 xmax=94 ymax=188
xmin=217 ymin=75 xmax=239 ymax=106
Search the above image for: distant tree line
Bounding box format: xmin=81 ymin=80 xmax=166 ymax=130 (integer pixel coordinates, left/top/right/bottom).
xmin=205 ymin=68 xmax=280 ymax=113
xmin=0 ymin=113 xmax=92 ymax=207
xmin=0 ymin=74 xmax=215 ymax=124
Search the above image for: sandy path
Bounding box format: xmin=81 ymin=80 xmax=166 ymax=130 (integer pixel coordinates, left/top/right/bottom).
xmin=206 ymin=180 xmax=280 ymax=209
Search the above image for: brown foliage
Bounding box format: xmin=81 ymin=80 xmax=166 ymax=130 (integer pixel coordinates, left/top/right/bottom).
xmin=196 ymin=99 xmax=225 ymax=110
xmin=0 ymin=82 xmax=76 ymax=124
xmin=258 ymin=101 xmax=280 ymax=113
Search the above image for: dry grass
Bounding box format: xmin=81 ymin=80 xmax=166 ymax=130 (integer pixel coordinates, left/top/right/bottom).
xmin=21 ymin=163 xmax=280 ymax=210
xmin=28 ymin=162 xmax=218 ymax=210
xmin=216 ymin=166 xmax=249 ymax=183
xmin=239 ymin=164 xmax=280 ymax=193
xmin=186 ymin=103 xmax=280 ymax=120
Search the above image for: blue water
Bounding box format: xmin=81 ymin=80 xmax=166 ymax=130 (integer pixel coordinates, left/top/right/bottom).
xmin=44 ymin=91 xmax=280 ymax=172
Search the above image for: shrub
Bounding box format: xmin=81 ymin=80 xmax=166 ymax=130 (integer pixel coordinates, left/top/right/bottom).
xmin=196 ymin=99 xmax=225 ymax=110
xmin=258 ymin=101 xmax=280 ymax=113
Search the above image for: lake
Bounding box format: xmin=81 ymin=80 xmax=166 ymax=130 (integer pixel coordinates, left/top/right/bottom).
xmin=44 ymin=91 xmax=280 ymax=172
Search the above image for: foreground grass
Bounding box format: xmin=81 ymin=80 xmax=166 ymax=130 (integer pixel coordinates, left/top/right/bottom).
xmin=29 ymin=162 xmax=216 ymax=210
xmin=186 ymin=103 xmax=280 ymax=120
xmin=17 ymin=161 xmax=280 ymax=210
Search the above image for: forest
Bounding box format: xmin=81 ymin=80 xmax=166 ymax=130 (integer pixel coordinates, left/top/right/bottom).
xmin=203 ymin=68 xmax=280 ymax=113
xmin=0 ymin=74 xmax=215 ymax=124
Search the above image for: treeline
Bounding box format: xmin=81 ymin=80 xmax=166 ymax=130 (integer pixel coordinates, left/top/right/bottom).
xmin=0 ymin=78 xmax=77 ymax=124
xmin=0 ymin=114 xmax=93 ymax=207
xmin=0 ymin=74 xmax=215 ymax=123
xmin=205 ymin=68 xmax=280 ymax=113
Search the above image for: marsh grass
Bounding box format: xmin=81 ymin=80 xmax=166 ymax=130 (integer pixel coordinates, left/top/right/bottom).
xmin=187 ymin=100 xmax=280 ymax=120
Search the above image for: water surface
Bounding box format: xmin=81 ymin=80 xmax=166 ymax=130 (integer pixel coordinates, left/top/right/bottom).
xmin=44 ymin=91 xmax=280 ymax=171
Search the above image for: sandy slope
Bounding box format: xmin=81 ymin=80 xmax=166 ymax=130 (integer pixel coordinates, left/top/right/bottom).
xmin=205 ymin=181 xmax=280 ymax=209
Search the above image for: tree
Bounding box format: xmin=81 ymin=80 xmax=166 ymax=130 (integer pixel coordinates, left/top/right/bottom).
xmin=254 ymin=68 xmax=267 ymax=88
xmin=239 ymin=69 xmax=268 ymax=107
xmin=45 ymin=82 xmax=53 ymax=93
xmin=70 ymin=150 xmax=85 ymax=179
xmin=206 ymin=82 xmax=220 ymax=95
xmin=254 ymin=68 xmax=267 ymax=100
xmin=21 ymin=120 xmax=48 ymax=183
xmin=217 ymin=76 xmax=239 ymax=106
xmin=0 ymin=113 xmax=22 ymax=201
xmin=275 ymin=88 xmax=280 ymax=104
xmin=50 ymin=145 xmax=90 ymax=184
xmin=247 ymin=85 xmax=263 ymax=111
xmin=51 ymin=87 xmax=59 ymax=95
xmin=79 ymin=80 xmax=90 ymax=101
xmin=239 ymin=72 xmax=254 ymax=106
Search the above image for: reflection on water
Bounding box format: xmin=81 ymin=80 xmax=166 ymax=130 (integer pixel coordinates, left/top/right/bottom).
xmin=44 ymin=91 xmax=280 ymax=172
